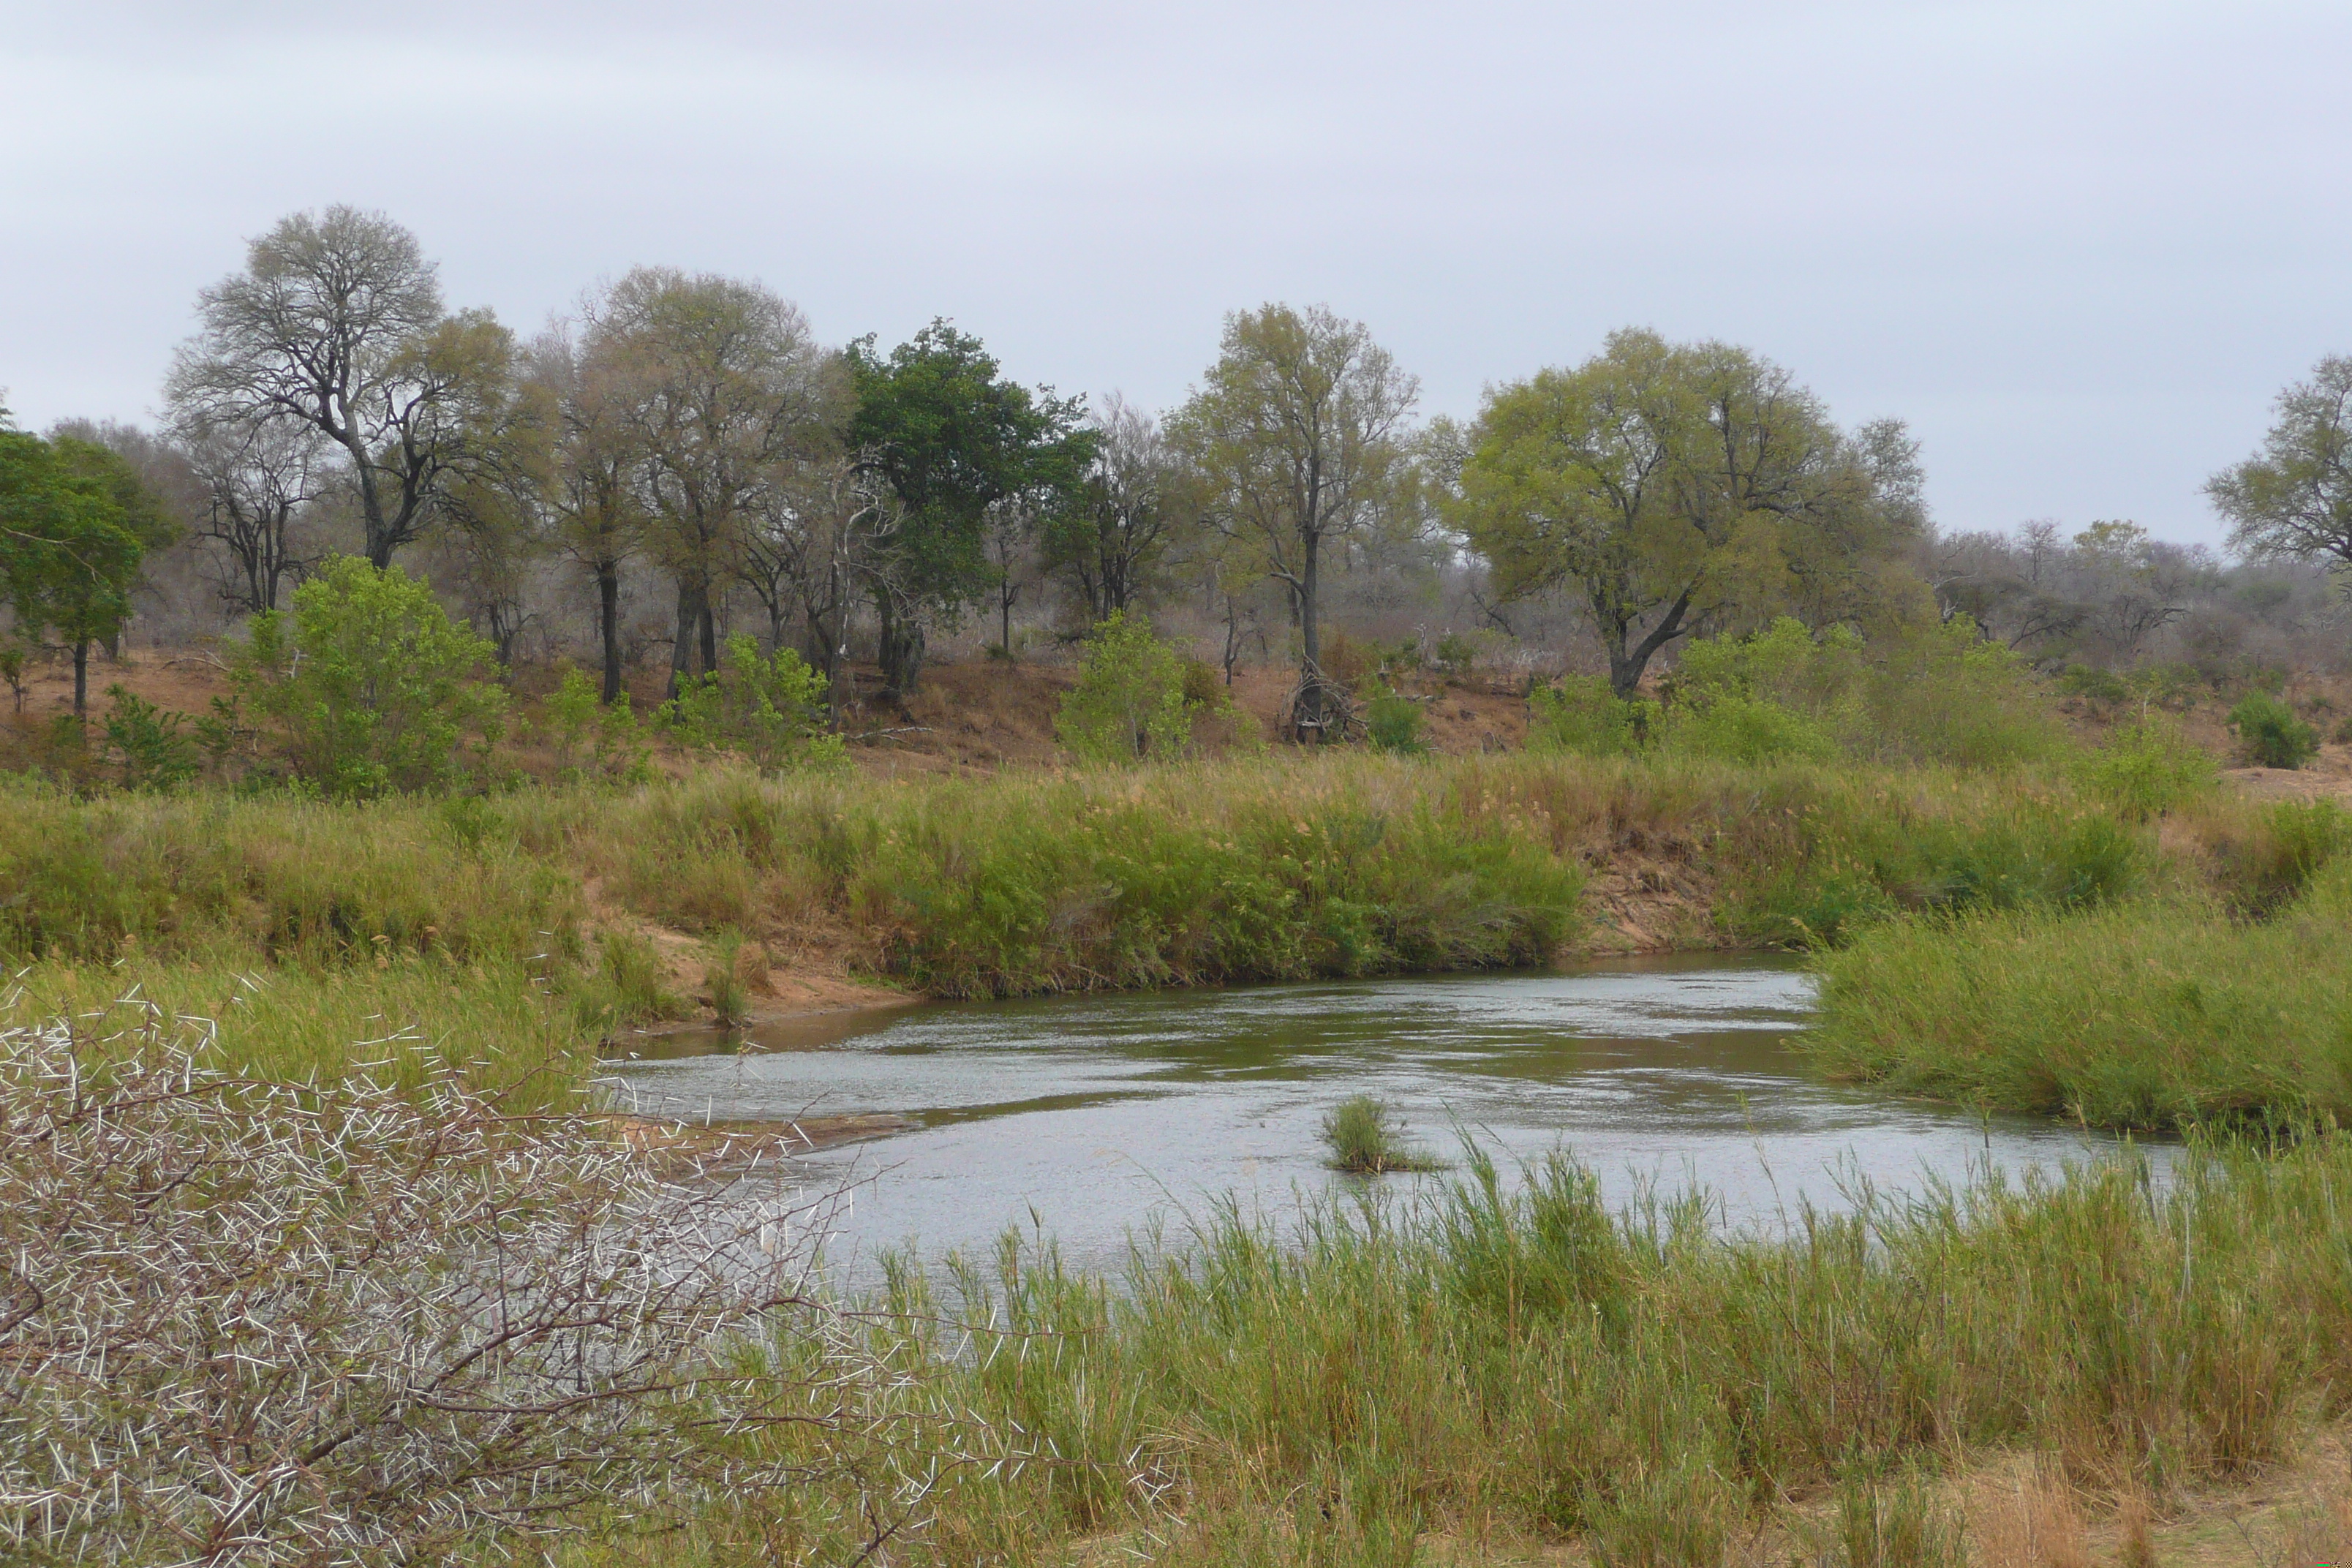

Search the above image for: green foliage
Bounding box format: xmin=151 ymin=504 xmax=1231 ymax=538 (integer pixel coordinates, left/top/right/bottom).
xmin=2226 ymin=691 xmax=2319 ymax=769
xmin=99 ymin=685 xmax=200 ymax=790
xmin=1364 ymin=689 xmax=1425 ymax=755
xmin=230 ymin=556 xmax=508 ymax=799
xmin=1055 ymin=611 xmax=1208 ymax=764
xmin=2057 ymin=663 xmax=2131 ymax=706
xmin=1319 ymin=1095 xmax=1440 ymax=1172
xmin=1659 ymin=616 xmax=2064 ymax=770
xmin=0 ymin=431 xmax=150 ymax=676
xmin=2083 ymin=717 xmax=2219 ymax=820
xmin=1528 ymin=675 xmax=1649 ymax=756
xmin=0 ymin=641 xmax=24 ymax=712
xmin=660 ymin=635 xmax=843 ymax=775
xmin=540 ymin=664 xmax=652 ymax=783
xmin=1432 ymin=631 xmax=1479 ymax=674
xmin=704 ymin=929 xmax=750 ymax=1027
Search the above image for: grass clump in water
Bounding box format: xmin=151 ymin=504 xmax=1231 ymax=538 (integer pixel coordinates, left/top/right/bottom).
xmin=1319 ymin=1094 xmax=1443 ymax=1172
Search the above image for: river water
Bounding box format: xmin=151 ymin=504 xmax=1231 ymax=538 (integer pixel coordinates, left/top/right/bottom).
xmin=600 ymin=956 xmax=2161 ymax=1279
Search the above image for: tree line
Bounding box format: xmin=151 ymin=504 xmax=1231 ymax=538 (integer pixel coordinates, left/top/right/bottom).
xmin=7 ymin=203 xmax=2351 ymax=728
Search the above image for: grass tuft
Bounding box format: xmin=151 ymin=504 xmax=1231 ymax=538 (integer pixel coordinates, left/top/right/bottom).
xmin=1319 ymin=1095 xmax=1443 ymax=1173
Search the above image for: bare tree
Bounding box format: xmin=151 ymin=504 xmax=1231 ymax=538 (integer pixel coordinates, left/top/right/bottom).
xmin=1172 ymin=305 xmax=1419 ymax=736
xmin=167 ymin=206 xmax=511 ymax=569
xmin=169 ymin=409 xmax=328 ymax=614
xmin=529 ymin=328 xmax=644 ymax=702
xmin=1047 ymin=393 xmax=1186 ymax=622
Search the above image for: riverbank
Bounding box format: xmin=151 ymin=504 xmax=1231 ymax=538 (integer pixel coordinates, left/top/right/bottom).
xmin=3 ymin=751 xmax=2328 ymax=1105
xmin=567 ymin=1134 xmax=2352 ymax=1568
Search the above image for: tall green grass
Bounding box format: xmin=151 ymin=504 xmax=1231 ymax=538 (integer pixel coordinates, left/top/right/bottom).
xmin=1808 ymin=854 xmax=2352 ymax=1129
xmin=688 ymin=1136 xmax=2352 ymax=1563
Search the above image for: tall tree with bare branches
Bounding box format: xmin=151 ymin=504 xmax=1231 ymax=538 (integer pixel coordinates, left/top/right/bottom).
xmin=167 ymin=206 xmax=513 ymax=569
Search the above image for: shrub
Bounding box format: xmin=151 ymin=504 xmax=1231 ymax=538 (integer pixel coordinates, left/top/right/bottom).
xmin=540 ymin=663 xmax=651 ymax=783
xmin=2227 ymin=692 xmax=2319 ymax=769
xmin=1 ymin=1008 xmax=872 ymax=1564
xmin=662 ymin=634 xmax=843 ymax=775
xmin=99 ymin=684 xmax=199 ymax=790
xmin=570 ymin=928 xmax=681 ymax=1036
xmin=704 ymin=928 xmax=751 ymax=1026
xmin=2083 ymin=717 xmax=2218 ymax=820
xmin=1529 ymin=675 xmax=1648 ymax=756
xmin=1057 ymin=611 xmax=1209 ymax=764
xmin=2057 ymin=663 xmax=2131 ymax=707
xmin=230 ymin=557 xmax=508 ymax=799
xmin=1365 ymin=688 xmax=1425 ymax=754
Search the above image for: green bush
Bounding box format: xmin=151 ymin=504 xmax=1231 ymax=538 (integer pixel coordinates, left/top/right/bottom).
xmin=661 ymin=635 xmax=842 ymax=775
xmin=99 ymin=685 xmax=199 ymax=791
xmin=2057 ymin=663 xmax=2130 ymax=706
xmin=230 ymin=557 xmax=507 ymax=799
xmin=1365 ymin=689 xmax=1425 ymax=754
xmin=2227 ymin=692 xmax=2319 ymax=769
xmin=540 ymin=664 xmax=651 ymax=784
xmin=1056 ymin=611 xmax=1211 ymax=764
xmin=2083 ymin=717 xmax=2218 ymax=820
xmin=1528 ymin=675 xmax=1648 ymax=756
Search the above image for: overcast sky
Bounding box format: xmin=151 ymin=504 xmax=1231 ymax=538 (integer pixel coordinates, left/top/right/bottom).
xmin=4 ymin=0 xmax=2345 ymax=547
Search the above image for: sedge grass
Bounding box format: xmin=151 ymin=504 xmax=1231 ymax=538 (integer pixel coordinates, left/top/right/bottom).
xmin=1809 ymin=857 xmax=2352 ymax=1129
xmin=647 ymin=1133 xmax=2352 ymax=1564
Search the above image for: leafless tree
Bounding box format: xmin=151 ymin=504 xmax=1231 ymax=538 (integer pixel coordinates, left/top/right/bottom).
xmin=168 ymin=410 xmax=328 ymax=614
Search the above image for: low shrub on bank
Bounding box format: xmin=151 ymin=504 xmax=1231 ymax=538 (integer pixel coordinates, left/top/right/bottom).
xmin=1808 ymin=854 xmax=2352 ymax=1128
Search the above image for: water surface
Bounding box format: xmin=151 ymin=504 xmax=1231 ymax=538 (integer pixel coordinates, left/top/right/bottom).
xmin=601 ymin=957 xmax=2159 ymax=1278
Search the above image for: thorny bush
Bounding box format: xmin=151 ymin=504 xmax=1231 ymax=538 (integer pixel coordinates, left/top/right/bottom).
xmin=0 ymin=1001 xmax=930 ymax=1566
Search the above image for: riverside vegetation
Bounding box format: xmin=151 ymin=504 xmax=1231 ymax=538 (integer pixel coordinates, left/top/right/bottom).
xmin=8 ymin=591 xmax=2352 ymax=1561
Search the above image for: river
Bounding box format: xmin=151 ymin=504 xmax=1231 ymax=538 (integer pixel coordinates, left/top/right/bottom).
xmin=599 ymin=954 xmax=2163 ymax=1280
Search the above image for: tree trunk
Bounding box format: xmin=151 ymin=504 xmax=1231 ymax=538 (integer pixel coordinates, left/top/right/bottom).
xmin=597 ymin=563 xmax=623 ymax=705
xmin=667 ymin=578 xmax=700 ymax=700
xmin=72 ymin=641 xmax=88 ymax=718
xmin=1294 ymin=530 xmax=1326 ymax=739
xmin=875 ymin=590 xmax=924 ymax=698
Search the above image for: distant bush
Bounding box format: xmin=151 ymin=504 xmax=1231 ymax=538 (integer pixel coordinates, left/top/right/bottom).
xmin=1058 ymin=611 xmax=1225 ymax=764
xmin=230 ymin=557 xmax=507 ymax=799
xmin=1648 ymin=617 xmax=2065 ymax=771
xmin=541 ymin=664 xmax=651 ymax=784
xmin=1527 ymin=674 xmax=1648 ymax=756
xmin=99 ymin=685 xmax=199 ymax=791
xmin=2057 ymin=663 xmax=2130 ymax=707
xmin=1365 ymin=687 xmax=1425 ymax=754
xmin=662 ymin=635 xmax=843 ymax=775
xmin=2226 ymin=693 xmax=2319 ymax=769
xmin=2082 ymin=717 xmax=2217 ymax=821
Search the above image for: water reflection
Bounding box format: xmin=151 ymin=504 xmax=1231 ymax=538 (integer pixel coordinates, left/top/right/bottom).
xmin=600 ymin=955 xmax=2163 ymax=1280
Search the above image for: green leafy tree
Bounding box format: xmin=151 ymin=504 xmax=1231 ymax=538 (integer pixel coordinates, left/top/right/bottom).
xmin=1170 ymin=304 xmax=1419 ymax=737
xmin=0 ymin=431 xmax=163 ymax=716
xmin=231 ymin=556 xmax=507 ymax=797
xmin=660 ymin=633 xmax=843 ymax=774
xmin=2207 ymin=355 xmax=2352 ymax=569
xmin=1450 ymin=329 xmax=1919 ymax=698
xmin=848 ymin=322 xmax=1094 ymax=694
xmin=1056 ymin=611 xmax=1214 ymax=764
